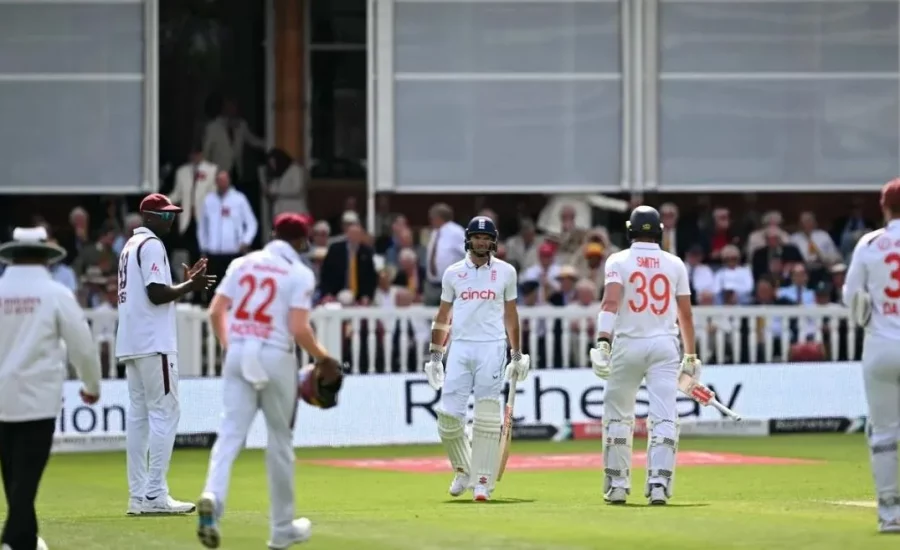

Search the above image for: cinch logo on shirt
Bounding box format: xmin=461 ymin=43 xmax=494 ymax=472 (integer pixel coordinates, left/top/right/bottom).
xmin=460 ymin=288 xmax=496 ymax=301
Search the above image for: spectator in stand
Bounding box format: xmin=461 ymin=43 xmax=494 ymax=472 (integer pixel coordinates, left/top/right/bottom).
xmin=778 ymin=263 xmax=815 ymax=306
xmin=46 ymin=235 xmax=78 ymax=295
xmin=383 ymin=217 xmax=423 ymax=267
xmin=198 ymin=170 xmax=259 ymax=297
xmin=478 ymin=208 xmax=499 ymax=225
xmin=423 ymin=203 xmax=465 ymax=306
xmin=659 ymin=202 xmax=693 ymax=258
xmin=829 ymin=263 xmax=847 ymax=304
xmin=202 ymin=96 xmax=265 ymax=183
xmin=494 ymin=242 xmax=509 ymax=263
xmin=552 ymin=205 xmax=588 ymax=265
xmin=73 ymin=221 xmax=119 ymax=307
xmin=684 ymin=244 xmax=715 ymax=297
xmin=90 ymin=282 xmax=119 ymax=378
xmin=746 ymin=210 xmax=791 ymax=259
xmin=521 ymin=241 xmax=562 ymax=305
xmin=62 ymin=207 xmax=91 ymax=264
xmin=373 ymin=266 xmax=399 ymax=307
xmin=266 ymin=148 xmax=307 ymax=216
xmin=765 ymin=252 xmax=792 ymax=288
xmin=832 ymin=197 xmax=873 ymax=261
xmin=504 ymin=218 xmax=543 ymax=272
xmin=113 ymin=214 xmax=143 ymax=256
xmin=574 ymin=242 xmax=607 ymax=294
xmin=702 ymin=207 xmax=742 ymax=265
xmin=311 ymin=221 xmax=332 ymax=248
xmin=791 ymin=211 xmax=841 ymax=282
xmin=319 ymin=220 xmax=377 ymax=304
xmin=713 ymin=244 xmax=754 ymax=302
xmin=373 ymin=195 xmax=401 ymax=243
xmin=549 ymin=265 xmax=578 ymax=306
xmin=392 ymin=247 xmax=424 ymax=301
xmin=750 ymin=226 xmax=803 ymax=280
xmin=169 ymin=144 xmax=217 ymax=264
xmin=749 ymin=276 xmax=795 ymax=361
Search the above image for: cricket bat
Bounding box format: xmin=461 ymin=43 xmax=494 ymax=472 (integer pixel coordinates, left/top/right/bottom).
xmin=496 ymin=378 xmax=518 ymax=481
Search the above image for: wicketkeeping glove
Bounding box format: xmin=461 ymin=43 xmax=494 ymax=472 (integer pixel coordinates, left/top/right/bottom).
xmin=589 ymin=340 xmax=611 ymax=379
xmin=504 ymin=350 xmax=531 ymax=382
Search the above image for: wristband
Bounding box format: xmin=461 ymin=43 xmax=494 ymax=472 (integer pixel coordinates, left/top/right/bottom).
xmin=429 ymin=351 xmax=443 ymax=363
xmin=510 ymin=350 xmax=522 ymax=362
xmin=597 ymin=311 xmax=616 ymax=336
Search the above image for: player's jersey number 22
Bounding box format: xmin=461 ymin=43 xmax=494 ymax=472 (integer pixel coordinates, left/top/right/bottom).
xmin=627 ymin=272 xmax=671 ymax=314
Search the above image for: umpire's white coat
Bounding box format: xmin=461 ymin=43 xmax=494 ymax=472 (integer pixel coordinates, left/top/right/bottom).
xmin=0 ymin=266 xmax=102 ymax=421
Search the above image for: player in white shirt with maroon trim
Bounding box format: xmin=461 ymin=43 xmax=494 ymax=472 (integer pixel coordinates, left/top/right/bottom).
xmin=843 ymin=179 xmax=900 ymax=533
xmin=198 ymin=213 xmax=338 ymax=549
xmin=588 ymin=206 xmax=698 ymax=506
xmin=116 ymin=193 xmax=216 ymax=516
xmin=423 ymin=216 xmax=530 ymax=502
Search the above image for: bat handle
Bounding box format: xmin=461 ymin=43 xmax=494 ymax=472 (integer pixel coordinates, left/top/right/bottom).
xmin=710 ymin=398 xmax=741 ymax=421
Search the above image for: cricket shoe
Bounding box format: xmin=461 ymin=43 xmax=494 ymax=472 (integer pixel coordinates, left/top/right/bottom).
xmin=473 ymin=484 xmax=492 ymax=502
xmin=267 ymin=518 xmax=312 ymax=549
xmin=880 ymin=518 xmax=900 ymax=533
xmin=604 ymin=487 xmax=628 ymax=505
xmin=126 ymin=496 xmax=143 ymax=516
xmin=448 ymin=472 xmax=470 ymax=497
xmin=648 ymin=484 xmax=668 ymax=506
xmin=36 ymin=538 xmax=49 ymax=550
xmin=196 ymin=493 xmax=221 ymax=549
xmin=142 ymin=494 xmax=196 ymax=515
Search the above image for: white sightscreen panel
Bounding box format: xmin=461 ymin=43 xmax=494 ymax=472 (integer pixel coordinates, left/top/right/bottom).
xmin=660 ymin=2 xmax=898 ymax=73
xmin=395 ymin=2 xmax=619 ymax=73
xmin=0 ymin=82 xmax=143 ymax=190
xmin=395 ymin=81 xmax=620 ymax=189
xmin=659 ymin=80 xmax=899 ymax=186
xmin=0 ymin=3 xmax=143 ymax=73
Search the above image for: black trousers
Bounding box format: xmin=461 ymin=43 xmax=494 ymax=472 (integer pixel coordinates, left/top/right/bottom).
xmin=0 ymin=418 xmax=55 ymax=550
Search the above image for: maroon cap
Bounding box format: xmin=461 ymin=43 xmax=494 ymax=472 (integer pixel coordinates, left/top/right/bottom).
xmin=538 ymin=241 xmax=557 ymax=256
xmin=140 ymin=193 xmax=183 ymax=213
xmin=274 ymin=213 xmax=313 ymax=240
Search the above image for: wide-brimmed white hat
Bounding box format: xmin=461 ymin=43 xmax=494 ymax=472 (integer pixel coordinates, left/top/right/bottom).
xmin=0 ymin=226 xmax=67 ymax=265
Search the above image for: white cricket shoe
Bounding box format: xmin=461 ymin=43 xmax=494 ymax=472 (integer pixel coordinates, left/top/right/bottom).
xmin=473 ymin=484 xmax=491 ymax=502
xmin=141 ymin=494 xmax=196 ymax=514
xmin=36 ymin=537 xmax=49 ymax=550
xmin=126 ymin=497 xmax=143 ymax=516
xmin=196 ymin=493 xmax=221 ymax=549
xmin=648 ymin=484 xmax=668 ymax=506
xmin=267 ymin=518 xmax=312 ymax=549
xmin=880 ymin=518 xmax=900 ymax=533
xmin=604 ymin=487 xmax=628 ymax=505
xmin=448 ymin=472 xmax=469 ymax=497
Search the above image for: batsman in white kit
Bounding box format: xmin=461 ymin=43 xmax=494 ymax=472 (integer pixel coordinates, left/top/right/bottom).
xmin=423 ymin=216 xmax=530 ymax=501
xmin=117 ymin=193 xmax=216 ymax=515
xmin=843 ymin=178 xmax=900 ymax=533
xmin=198 ymin=213 xmax=343 ymax=549
xmin=588 ymin=206 xmax=700 ymax=505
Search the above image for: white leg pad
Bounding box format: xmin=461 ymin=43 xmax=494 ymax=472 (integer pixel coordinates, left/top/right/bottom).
xmin=437 ymin=410 xmax=471 ymax=476
xmin=470 ymin=399 xmax=502 ymax=490
xmin=645 ymin=417 xmax=679 ymax=498
xmin=603 ymin=418 xmax=634 ymax=493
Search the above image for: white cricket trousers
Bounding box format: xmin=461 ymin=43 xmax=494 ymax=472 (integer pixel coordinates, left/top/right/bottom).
xmin=202 ymin=342 xmax=299 ymax=540
xmin=440 ymin=340 xmax=507 ymax=419
xmin=861 ymin=334 xmax=900 ymax=514
xmin=125 ymin=353 xmax=180 ymax=500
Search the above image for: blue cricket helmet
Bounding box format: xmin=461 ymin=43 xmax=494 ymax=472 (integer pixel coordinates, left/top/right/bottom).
xmin=465 ymin=215 xmax=498 ymax=252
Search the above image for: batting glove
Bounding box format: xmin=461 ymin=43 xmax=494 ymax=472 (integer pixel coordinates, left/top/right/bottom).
xmin=679 ymin=354 xmax=702 ymax=380
xmin=504 ymin=350 xmax=531 ymax=382
xmin=589 ymin=341 xmax=611 ymax=379
xmin=423 ymin=350 xmax=444 ymax=391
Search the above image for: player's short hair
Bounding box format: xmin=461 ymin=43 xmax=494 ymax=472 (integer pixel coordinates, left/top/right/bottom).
xmin=882 ymin=178 xmax=900 ymax=213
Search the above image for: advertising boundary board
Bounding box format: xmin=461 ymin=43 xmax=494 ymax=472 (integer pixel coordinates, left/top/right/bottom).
xmin=51 ymin=362 xmax=867 ymax=453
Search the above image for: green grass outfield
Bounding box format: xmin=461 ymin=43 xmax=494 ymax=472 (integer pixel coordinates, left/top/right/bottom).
xmin=1 ymin=434 xmax=894 ymax=549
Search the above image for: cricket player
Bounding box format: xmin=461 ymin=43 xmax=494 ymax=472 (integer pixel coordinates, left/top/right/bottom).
xmin=843 ymin=178 xmax=900 ymax=533
xmin=116 ymin=193 xmax=216 ymax=516
xmin=198 ymin=213 xmax=340 ymax=549
xmin=589 ymin=206 xmax=699 ymax=506
xmin=423 ymin=215 xmax=530 ymax=502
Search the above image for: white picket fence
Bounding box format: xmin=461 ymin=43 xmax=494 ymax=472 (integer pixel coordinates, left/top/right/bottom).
xmin=83 ymin=304 xmax=860 ymax=378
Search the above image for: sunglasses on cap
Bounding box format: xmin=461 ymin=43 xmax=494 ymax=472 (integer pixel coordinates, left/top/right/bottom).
xmin=146 ymin=211 xmax=176 ymax=221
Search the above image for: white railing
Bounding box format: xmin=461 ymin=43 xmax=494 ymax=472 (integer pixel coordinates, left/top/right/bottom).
xmin=83 ymin=304 xmax=861 ymax=378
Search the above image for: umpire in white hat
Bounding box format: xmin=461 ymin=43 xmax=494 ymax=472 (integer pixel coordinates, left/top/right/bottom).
xmin=0 ymin=227 xmax=102 ymax=550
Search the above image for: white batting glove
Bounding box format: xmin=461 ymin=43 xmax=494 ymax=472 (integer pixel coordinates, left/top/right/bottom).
xmin=504 ymin=350 xmax=531 ymax=382
xmin=589 ymin=341 xmax=611 ymax=379
xmin=423 ymin=350 xmax=444 ymax=391
xmin=679 ymin=354 xmax=702 ymax=380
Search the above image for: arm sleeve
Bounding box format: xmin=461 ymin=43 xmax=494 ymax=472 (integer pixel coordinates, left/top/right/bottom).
xmin=289 ymin=268 xmax=316 ymax=311
xmin=215 ymin=259 xmax=243 ymax=299
xmin=504 ymin=266 xmax=518 ymax=301
xmin=139 ymin=239 xmax=169 ymax=286
xmin=604 ymin=257 xmax=623 ymax=286
xmin=440 ymin=268 xmax=455 ymax=303
xmin=842 ymin=239 xmax=868 ymax=307
xmin=675 ymin=259 xmax=692 ymax=296
xmin=57 ymin=290 xmax=102 ymax=395
xmin=240 ymin=194 xmax=259 ymax=246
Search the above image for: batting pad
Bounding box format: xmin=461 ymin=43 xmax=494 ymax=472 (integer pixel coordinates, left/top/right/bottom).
xmin=645 ymin=418 xmax=679 ymax=498
xmin=471 ymin=399 xmax=502 ymax=489
xmin=603 ymin=418 xmax=634 ymax=493
xmin=437 ymin=411 xmax=471 ymax=476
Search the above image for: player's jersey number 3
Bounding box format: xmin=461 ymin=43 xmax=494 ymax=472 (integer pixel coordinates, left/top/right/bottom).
xmin=628 ymin=272 xmax=670 ymax=315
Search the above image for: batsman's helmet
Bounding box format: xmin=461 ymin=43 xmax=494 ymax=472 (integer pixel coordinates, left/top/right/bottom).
xmin=465 ymin=215 xmax=498 ymax=252
xmin=626 ymin=206 xmax=663 ymax=243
